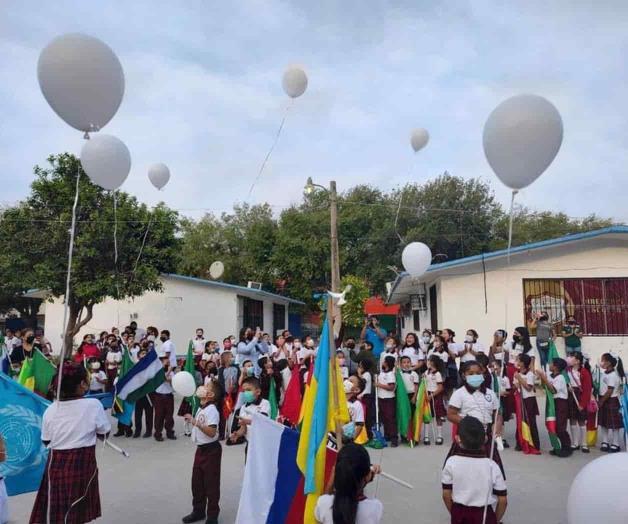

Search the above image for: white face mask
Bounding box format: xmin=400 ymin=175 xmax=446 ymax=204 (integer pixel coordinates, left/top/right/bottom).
xmin=91 ymin=362 xmax=101 ymax=370
xmin=343 ymin=380 xmax=353 ymax=394
xmin=147 ymin=335 xmax=155 ymax=342
xmin=386 ymin=343 xmax=395 ymax=350
xmin=421 ymin=336 xmax=431 ymax=344
xmin=464 ymin=335 xmax=474 ymax=343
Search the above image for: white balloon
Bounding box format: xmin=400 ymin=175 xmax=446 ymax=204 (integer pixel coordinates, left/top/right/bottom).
xmin=209 ymin=261 xmax=224 ymax=280
xmin=80 ymin=134 xmax=131 ymax=191
xmin=401 ymin=242 xmax=432 ymax=278
xmin=483 ymin=94 xmax=563 ymax=190
xmin=172 ymin=371 xmax=196 ymax=398
xmin=282 ymin=66 xmax=308 ymax=98
xmin=410 ymin=128 xmax=429 ymax=152
xmin=38 ymin=33 xmax=125 ymax=133
xmin=148 ymin=163 xmax=170 ymax=190
xmin=567 ymin=454 xmax=628 ymax=524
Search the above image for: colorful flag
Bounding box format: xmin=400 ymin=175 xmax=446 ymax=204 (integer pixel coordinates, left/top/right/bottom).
xmin=184 ymin=340 xmax=200 ymax=416
xmin=0 ymin=336 xmax=10 ymax=376
xmin=543 ymin=384 xmax=561 ymax=451
xmin=280 ymin=368 xmax=302 ymax=425
xmin=621 ymin=380 xmax=628 ymax=433
xmin=412 ymin=378 xmax=432 ymax=443
xmin=17 ymin=350 xmax=56 ymax=394
xmin=395 ymin=368 xmax=413 ymax=443
xmin=586 ymin=365 xmax=602 ymax=447
xmin=269 ymin=376 xmax=279 ymax=420
xmin=0 ymin=372 xmax=50 ymax=495
xmin=513 ymin=388 xmax=540 ymax=455
xmin=113 ymin=348 xmax=135 ymax=426
xmin=115 ymin=347 xmax=165 ymax=402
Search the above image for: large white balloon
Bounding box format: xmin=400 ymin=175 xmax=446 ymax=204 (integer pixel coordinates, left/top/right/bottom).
xmin=172 ymin=371 xmax=196 ymax=397
xmin=410 ymin=128 xmax=429 ymax=152
xmin=38 ymin=33 xmax=125 ymax=133
xmin=80 ymin=134 xmax=131 ymax=191
xmin=567 ymin=454 xmax=628 ymax=524
xmin=148 ymin=163 xmax=170 ymax=190
xmin=282 ymin=66 xmax=308 ymax=98
xmin=483 ymin=94 xmax=563 ymax=190
xmin=402 ymin=242 xmax=432 ymax=278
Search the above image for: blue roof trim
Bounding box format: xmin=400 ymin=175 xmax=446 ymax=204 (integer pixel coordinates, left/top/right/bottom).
xmin=388 ymin=226 xmax=628 ymax=301
xmin=164 ymin=273 xmax=305 ymax=306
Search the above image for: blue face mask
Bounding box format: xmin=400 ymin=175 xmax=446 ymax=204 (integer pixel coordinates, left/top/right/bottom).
xmin=466 ymin=374 xmax=484 ymax=389
xmin=242 ymin=390 xmax=256 ymax=404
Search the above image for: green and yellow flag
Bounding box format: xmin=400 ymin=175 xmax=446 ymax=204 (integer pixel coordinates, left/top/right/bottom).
xmin=17 ymin=349 xmax=56 ymax=395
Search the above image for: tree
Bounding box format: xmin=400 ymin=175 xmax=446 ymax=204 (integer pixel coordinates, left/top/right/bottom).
xmin=0 ymin=153 xmax=179 ymax=351
xmin=338 ymin=275 xmax=370 ymax=328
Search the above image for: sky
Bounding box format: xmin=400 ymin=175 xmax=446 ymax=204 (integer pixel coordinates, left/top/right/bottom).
xmin=1 ymin=1 xmax=627 ymax=222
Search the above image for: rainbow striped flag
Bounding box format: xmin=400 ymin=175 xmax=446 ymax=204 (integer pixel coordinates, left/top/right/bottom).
xmin=412 ymin=378 xmax=432 ymax=443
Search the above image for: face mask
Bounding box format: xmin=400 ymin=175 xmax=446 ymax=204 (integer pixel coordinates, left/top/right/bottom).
xmin=343 ymin=380 xmax=353 ymax=394
xmin=242 ymin=390 xmax=255 ymax=404
xmin=306 ymin=341 xmax=314 ymax=348
xmin=386 ymin=343 xmax=395 ymax=350
xmin=566 ymin=356 xmax=576 ymax=366
xmin=91 ymin=362 xmax=101 ymax=370
xmin=147 ymin=335 xmax=155 ymax=342
xmin=465 ymin=374 xmax=484 ymax=389
xmin=246 ymin=367 xmax=254 ymax=376
xmin=160 ymin=336 xmax=167 ymax=342
xmin=342 ymin=421 xmax=356 ymax=439
xmin=464 ymin=335 xmax=474 ymax=343
xmin=421 ymin=336 xmax=431 ymax=344
xmin=346 ymin=342 xmax=355 ymax=349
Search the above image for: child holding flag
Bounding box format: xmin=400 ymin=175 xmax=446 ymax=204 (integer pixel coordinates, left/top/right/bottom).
xmin=377 ymin=355 xmax=398 ymax=447
xmin=567 ymin=352 xmax=592 ymax=453
xmin=598 ymin=353 xmax=625 ymax=452
xmin=514 ymin=354 xmax=540 ymax=452
xmin=344 ymin=376 xmax=368 ymax=444
xmin=536 ymin=358 xmax=572 ymax=457
xmin=424 ymin=355 xmax=446 ymax=445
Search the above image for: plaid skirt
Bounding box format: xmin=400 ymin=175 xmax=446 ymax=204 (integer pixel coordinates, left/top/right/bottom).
xmin=430 ymin=392 xmax=447 ymax=419
xmin=30 ymin=446 xmax=101 ymax=524
xmin=599 ymin=397 xmax=623 ymax=430
xmin=567 ymin=387 xmax=587 ymax=424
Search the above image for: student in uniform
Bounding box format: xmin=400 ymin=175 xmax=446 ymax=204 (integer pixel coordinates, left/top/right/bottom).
xmin=229 ymin=376 xmax=270 ymax=459
xmin=152 ymin=353 xmax=176 ymax=442
xmin=399 ymin=355 xmax=419 ymax=409
xmin=400 ymin=333 xmax=426 ymax=375
xmin=182 ymin=382 xmax=223 ymax=524
xmin=536 ymin=358 xmax=572 ymax=457
xmin=133 ymin=348 xmax=154 ymax=439
xmin=434 ymin=332 xmax=459 ymax=396
xmin=424 ymin=355 xmax=446 ymax=445
xmin=492 ymin=359 xmax=512 ymax=450
xmin=597 ymin=353 xmax=625 ymax=453
xmin=29 ymin=362 xmax=111 ymax=524
xmin=376 ymin=355 xmax=398 ymax=447
xmin=513 ymin=354 xmax=540 ymax=452
xmin=567 ymin=352 xmax=592 ymax=453
xmin=441 ymin=416 xmax=507 ymax=524
xmin=343 ymin=376 xmax=368 ymax=445
xmin=315 ymin=444 xmax=383 ymax=524
xmin=357 ymin=359 xmax=375 ymax=440
xmin=87 ymin=358 xmax=107 ymax=394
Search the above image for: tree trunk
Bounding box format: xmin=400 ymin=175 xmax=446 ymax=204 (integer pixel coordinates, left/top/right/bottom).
xmin=62 ymin=301 xmax=94 ymax=360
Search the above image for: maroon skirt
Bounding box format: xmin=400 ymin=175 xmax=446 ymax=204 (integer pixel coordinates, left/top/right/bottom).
xmin=430 ymin=392 xmax=447 ymax=419
xmin=568 ymin=387 xmax=587 ymax=424
xmin=30 ymin=446 xmax=101 ymax=524
xmin=451 ymin=503 xmax=496 ymax=524
xmin=599 ymin=397 xmax=623 ymax=430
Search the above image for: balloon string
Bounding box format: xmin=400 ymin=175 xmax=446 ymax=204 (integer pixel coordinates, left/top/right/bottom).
xmin=504 ymin=189 xmax=518 ymax=335
xmin=57 ymin=161 xmax=81 ymax=401
xmin=113 ymin=191 xmax=118 ymax=267
xmin=133 ymin=215 xmax=153 ymax=276
xmin=393 ymin=160 xmax=417 ymax=244
xmin=247 ymin=99 xmax=293 ymax=199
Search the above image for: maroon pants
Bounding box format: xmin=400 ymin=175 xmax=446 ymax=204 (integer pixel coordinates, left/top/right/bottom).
xmin=134 ymin=396 xmax=153 ymax=435
xmin=451 ymin=503 xmax=496 ymax=524
xmin=192 ymin=441 xmax=222 ymax=518
xmin=378 ymin=397 xmax=397 ymax=444
xmin=362 ymin=394 xmax=375 ymax=439
xmin=555 ymin=398 xmax=572 ymax=450
xmin=152 ymin=392 xmax=175 ymax=437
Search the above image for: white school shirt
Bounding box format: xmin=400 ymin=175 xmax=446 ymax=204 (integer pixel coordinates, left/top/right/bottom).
xmin=567 ymin=368 xmax=582 ymax=388
xmin=600 ymin=370 xmax=621 ymax=398
xmin=400 ymin=370 xmax=419 ymax=394
xmin=449 ymin=386 xmax=498 ymax=425
xmin=379 ymin=349 xmax=398 ymax=367
xmin=191 ymin=403 xmax=220 ymax=445
xmin=427 ymin=349 xmax=449 ymax=363
xmin=41 ymin=398 xmax=111 ymax=450
xmin=425 ymin=371 xmax=443 ymax=393
xmin=441 ymin=455 xmax=507 ymax=507
xmin=510 ymin=343 xmax=525 ymax=360
xmin=459 ymin=342 xmax=486 ymax=363
xmin=400 ymin=346 xmax=425 ymax=366
xmin=499 ymin=376 xmax=511 ymax=391
xmin=340 ymin=366 xmax=349 ymax=379
xmin=549 ymin=373 xmax=568 ymax=400
xmin=156 ymin=370 xmax=174 ymax=394
xmin=162 ymin=339 xmax=177 ymax=369
xmin=448 ymin=342 xmax=464 ymax=357
xmin=89 ymin=370 xmax=107 ymax=392
xmin=519 ymin=371 xmax=536 ymax=399
xmin=315 ymin=494 xmax=383 ymax=524
xmin=348 ymin=399 xmax=365 ymax=424
xmin=192 ymin=337 xmax=206 ymax=356
xmin=377 ymin=371 xmax=396 ymax=399
xmin=106 ymin=350 xmax=122 ymax=370
xmin=359 ymin=372 xmax=373 ymax=397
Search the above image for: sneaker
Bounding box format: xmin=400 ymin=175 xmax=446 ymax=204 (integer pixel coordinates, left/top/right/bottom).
xmin=502 ymin=439 xmax=510 ymax=449
xmin=581 ymin=446 xmax=590 ymax=453
xmin=495 ymin=436 xmax=504 ymax=451
xmin=181 ymin=511 xmax=205 ymax=523
xmin=609 ymin=445 xmax=621 ymax=453
xmin=423 ymin=438 xmax=431 ymax=446
xmin=435 ymin=437 xmax=444 ymax=446
xmin=600 ymin=442 xmax=610 ymax=452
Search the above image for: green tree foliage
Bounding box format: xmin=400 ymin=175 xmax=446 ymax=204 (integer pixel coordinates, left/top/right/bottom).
xmin=0 ymin=153 xmax=179 ymax=350
xmin=339 ymin=275 xmax=370 ymax=328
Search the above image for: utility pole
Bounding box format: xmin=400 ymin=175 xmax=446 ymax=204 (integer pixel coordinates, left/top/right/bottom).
xmin=329 ymin=180 xmax=340 ymax=294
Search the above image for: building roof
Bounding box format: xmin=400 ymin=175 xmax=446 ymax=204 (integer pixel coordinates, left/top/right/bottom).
xmin=165 ymin=274 xmax=305 ymax=305
xmin=364 ymin=296 xmax=400 ymax=316
xmin=387 ymin=225 xmax=628 ymax=303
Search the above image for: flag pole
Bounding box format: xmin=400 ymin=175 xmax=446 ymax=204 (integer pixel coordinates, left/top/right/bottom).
xmin=328 ymin=295 xmax=343 ymax=451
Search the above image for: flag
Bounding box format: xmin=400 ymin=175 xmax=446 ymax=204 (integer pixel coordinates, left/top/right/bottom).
xmin=17 ymin=349 xmax=57 ymax=395
xmin=395 ymin=368 xmax=413 ymax=443
xmin=0 ymin=337 xmax=10 ymax=376
xmin=296 ymin=312 xmax=349 ymax=524
xmin=269 ymin=376 xmax=279 ymax=420
xmin=543 ymin=385 xmax=561 ymax=451
xmin=17 ymin=355 xmax=34 ymax=390
xmin=586 ymin=365 xmax=602 ymax=447
xmin=548 ymin=340 xmax=560 ymax=362
xmin=621 ymin=381 xmax=628 ymax=433
xmin=513 ymin=389 xmax=540 ymax=455
xmin=113 ymin=348 xmax=135 ymax=426
xmin=280 ymin=368 xmax=302 ymax=425
xmin=0 ymin=372 xmax=50 ymax=495
xmin=412 ymin=378 xmax=432 ymax=443
xmin=115 ymin=347 xmax=165 ymax=402
xmin=184 ymin=340 xmax=200 ymax=416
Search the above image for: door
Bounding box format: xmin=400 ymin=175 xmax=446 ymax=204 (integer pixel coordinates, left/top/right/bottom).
xmin=429 ymin=284 xmax=438 ymax=331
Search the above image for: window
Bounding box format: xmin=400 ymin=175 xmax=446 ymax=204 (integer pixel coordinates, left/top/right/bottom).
xmin=242 ymin=297 xmax=264 ymax=330
xmin=523 ymin=278 xmax=628 ymax=336
xmin=412 ymin=310 xmax=421 ymax=331
xmin=272 ymin=303 xmax=286 ymax=337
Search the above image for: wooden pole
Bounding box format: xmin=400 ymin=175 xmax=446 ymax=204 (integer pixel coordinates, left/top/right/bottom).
xmin=329 ymin=181 xmax=342 ymax=335
xmin=328 ymin=295 xmax=343 ymax=451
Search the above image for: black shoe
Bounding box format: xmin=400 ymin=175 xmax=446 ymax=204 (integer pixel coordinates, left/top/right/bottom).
xmin=113 ymin=430 xmax=125 ymax=437
xmin=435 ymin=437 xmax=444 ymax=446
xmin=581 ymin=446 xmax=590 ymax=453
xmin=205 ymin=518 xmax=218 ymax=524
xmin=155 ymin=435 xmax=164 ymax=442
xmin=125 ymin=428 xmax=134 ymax=438
xmin=143 ymin=432 xmax=152 ymax=438
xmin=167 ymin=434 xmax=177 ymax=441
xmin=182 ymin=511 xmax=205 ymax=523
xmin=502 ymin=439 xmax=510 ymax=449
xmin=600 ymin=442 xmax=610 ymax=452
xmin=609 ymin=445 xmax=621 ymax=453
xmin=571 ymin=445 xmax=580 ymax=451
xmin=391 ymin=441 xmax=398 ymax=448
xmin=514 ymin=444 xmax=522 ymax=452
xmin=133 ymin=432 xmax=141 ymax=439
xmin=423 ymin=438 xmax=431 ymax=446
xmin=549 ymin=449 xmax=557 ymax=456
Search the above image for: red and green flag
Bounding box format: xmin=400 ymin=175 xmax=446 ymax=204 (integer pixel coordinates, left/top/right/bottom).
xmin=544 ymin=384 xmax=562 ymax=451
xmin=514 ymin=388 xmax=540 ymax=455
xmin=394 ymin=368 xmax=413 ymax=443
xmin=412 ymin=378 xmax=432 ymax=443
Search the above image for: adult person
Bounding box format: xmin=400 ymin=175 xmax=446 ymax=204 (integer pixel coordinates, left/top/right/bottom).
xmin=349 ymin=340 xmax=377 ymax=374
xmin=73 ymin=334 xmax=100 ymax=363
xmin=236 ymin=327 xmax=267 ymax=375
xmin=360 ymin=315 xmax=387 ymax=360
xmin=160 ymin=329 xmax=178 ymax=370
xmin=34 ymin=328 xmax=52 ymax=356
xmin=192 ymin=328 xmax=206 ymax=356
xmin=561 ymin=315 xmax=583 ymax=355
xmin=531 ymin=311 xmax=554 ymax=370
xmin=29 ymin=362 xmax=111 ymax=524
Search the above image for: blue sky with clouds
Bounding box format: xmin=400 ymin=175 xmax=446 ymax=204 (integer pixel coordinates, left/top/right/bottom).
xmin=1 ymin=1 xmax=627 ymax=222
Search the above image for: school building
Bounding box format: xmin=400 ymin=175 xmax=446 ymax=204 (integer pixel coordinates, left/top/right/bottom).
xmin=386 ymin=226 xmax=628 ymax=362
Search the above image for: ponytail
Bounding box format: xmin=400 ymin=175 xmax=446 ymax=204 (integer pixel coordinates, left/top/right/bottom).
xmin=332 ymin=444 xmax=371 ymax=524
xmin=617 ymin=356 xmax=625 ymax=380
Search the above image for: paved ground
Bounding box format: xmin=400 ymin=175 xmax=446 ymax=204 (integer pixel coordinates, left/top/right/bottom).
xmin=10 ymin=401 xmax=598 ymax=524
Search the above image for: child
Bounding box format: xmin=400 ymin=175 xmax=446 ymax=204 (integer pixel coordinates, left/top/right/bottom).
xmin=442 ymin=416 xmax=507 ymax=524
xmin=536 ymin=358 xmax=572 ymax=457
xmin=597 ymin=353 xmax=625 ymax=452
xmin=399 ymin=355 xmax=419 ymax=408
xmin=152 ymin=353 xmax=176 ymax=442
xmin=492 ymin=360 xmax=512 ymax=450
xmin=29 ymin=362 xmax=111 ymax=524
xmin=424 ymin=354 xmax=446 ymax=445
xmin=0 ymin=433 xmax=7 ymax=524
xmin=229 ymin=377 xmax=270 ymax=456
xmin=87 ymin=358 xmax=107 ymax=394
xmin=133 ymin=349 xmax=154 ymax=438
xmin=376 ymin=355 xmax=398 ymax=447
xmin=315 ymin=444 xmax=383 ymax=524
xmin=357 ymin=359 xmax=375 ymax=440
xmin=567 ymin=352 xmax=592 ymax=453
xmin=182 ymin=383 xmax=223 ymax=524
xmin=344 ymin=376 xmax=368 ymax=444
xmin=514 ymin=354 xmax=540 ymax=452
xmin=337 ymin=350 xmax=349 ymax=379
xmin=476 ymin=353 xmax=492 ymax=390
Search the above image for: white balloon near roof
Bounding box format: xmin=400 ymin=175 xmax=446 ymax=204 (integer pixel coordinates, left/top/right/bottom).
xmin=37 ymin=33 xmax=125 ymax=133
xmin=566 ymin=454 xmax=628 ymax=524
xmin=148 ymin=163 xmax=171 ymax=190
xmin=410 ymin=128 xmax=429 ymax=152
xmin=172 ymin=371 xmax=196 ymax=397
xmin=80 ymin=134 xmax=131 ymax=191
xmin=282 ymin=66 xmax=308 ymax=98
xmin=483 ymin=94 xmax=563 ymax=190
xmin=401 ymin=242 xmax=432 ymax=278
xmin=209 ymin=261 xmax=225 ymax=280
